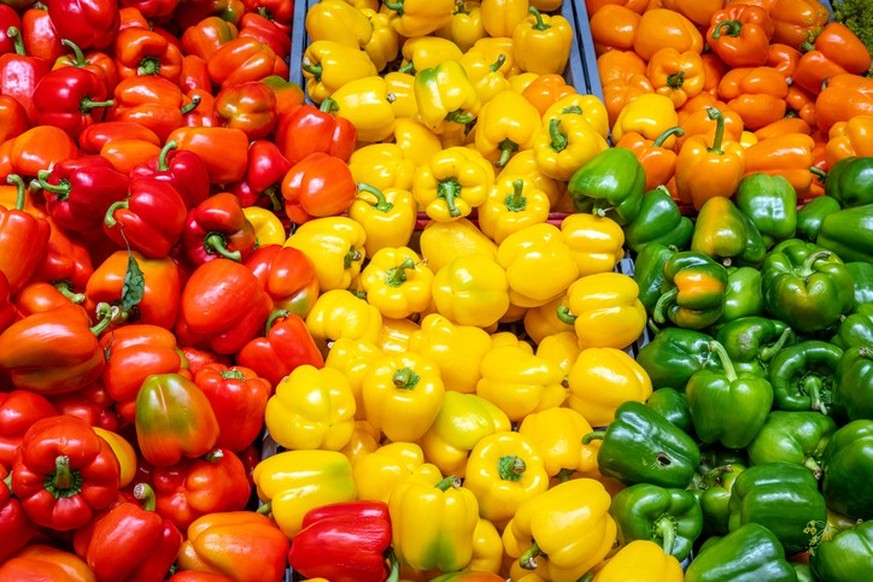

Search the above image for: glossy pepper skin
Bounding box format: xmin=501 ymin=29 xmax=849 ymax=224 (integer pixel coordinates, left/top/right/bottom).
xmin=833 ymin=345 xmax=873 ymax=422
xmin=0 ymin=174 xmax=50 ymax=293
xmin=182 ymin=192 xmax=257 ymax=266
xmin=822 ymin=156 xmax=873 ymax=208
xmin=691 ymin=196 xmax=767 ymax=267
xmin=194 ymin=363 xmax=271 ymax=452
xmin=616 ymin=128 xmax=684 ymax=194
xmin=350 ymin=184 xmax=417 ymax=256
xmin=237 ymin=310 xmax=324 ymax=390
xmin=816 ymin=204 xmax=873 ymax=264
xmin=811 ymin=519 xmax=873 ymax=581
xmin=473 ymin=90 xmax=541 ymax=168
xmin=413 ymin=146 xmax=494 ymax=222
xmin=568 ymin=147 xmax=645 ymax=225
xmin=706 ymin=4 xmax=773 ymax=68
xmin=32 ymin=66 xmax=114 ymax=139
xmin=0 ymin=463 xmax=36 ymax=564
xmin=0 ymin=544 xmax=96 ymax=581
xmin=735 ymin=173 xmax=797 ymax=246
xmin=832 ymin=303 xmax=873 ymax=350
xmin=747 ymin=411 xmax=836 ymax=478
xmin=821 ymin=420 xmax=873 ymax=520
xmin=512 ymin=7 xmax=572 ymax=75
xmin=636 ymin=327 xmax=723 ymax=390
xmin=103 ymin=176 xmax=187 ymax=259
xmin=685 ymin=523 xmax=796 ymax=582
xmin=285 ymin=216 xmax=367 ymax=292
xmin=558 ymin=272 xmax=647 ymax=350
xmin=282 ymin=152 xmax=357 ymax=225
xmin=360 ymin=246 xmax=433 ymax=319
xmin=715 ymin=316 xmax=794 ymax=376
xmin=654 ymin=251 xmax=729 ymax=330
xmin=796 ymin=195 xmax=840 ymax=241
xmin=46 ymin=0 xmax=119 ymax=50
xmin=716 ymin=266 xmax=764 ymax=323
xmin=244 ymin=244 xmax=319 ymax=319
xmin=129 ymin=140 xmax=210 ymax=209
xmin=414 ymin=60 xmax=480 ymax=134
xmin=769 ymin=340 xmax=843 ymax=415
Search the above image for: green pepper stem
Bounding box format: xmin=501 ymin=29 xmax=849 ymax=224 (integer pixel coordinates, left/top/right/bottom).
xmin=666 ymin=70 xmax=685 ymax=90
xmin=264 ymin=309 xmax=290 ymax=335
xmin=320 ymin=98 xmax=339 ymax=113
xmin=578 ymin=573 xmax=595 ymax=582
xmin=711 ymin=20 xmax=742 ymax=40
xmin=49 ymin=455 xmax=83 ymax=498
xmin=654 ymin=516 xmax=677 ymax=557
xmin=434 ymin=476 xmax=461 ymax=491
xmin=356 ymin=183 xmax=394 ymax=212
xmin=556 ymin=468 xmax=575 ymax=482
xmin=345 ymin=246 xmax=362 ymax=269
xmin=799 ymin=251 xmax=832 ymax=278
xmin=80 ymin=97 xmax=114 ymax=113
xmin=5 ymin=174 xmax=27 ymax=210
xmin=181 ymin=94 xmax=201 ymax=115
xmin=256 ymin=501 xmax=272 ymax=515
xmin=453 ymin=0 xmax=469 ymax=15
xmin=437 ymin=177 xmax=463 ymax=217
xmin=220 ymin=369 xmax=246 ymax=381
xmin=803 ymin=456 xmax=823 ymax=480
xmin=264 ymin=186 xmax=284 ymax=213
xmin=549 ymin=118 xmax=568 ymax=152
xmin=60 ymin=38 xmax=86 ymax=67
xmin=137 ymin=56 xmax=161 ymax=76
xmin=490 ymin=54 xmax=506 ymax=73
xmin=496 ymin=139 xmax=518 ymax=168
xmin=35 ymin=170 xmax=71 ymax=198
xmin=519 ymin=541 xmax=541 ymax=570
xmin=6 ymin=27 xmax=25 ymax=56
xmin=386 ymin=257 xmax=415 ymax=287
xmin=104 ymin=200 xmax=128 ymax=229
xmin=759 ymin=327 xmax=794 ymax=362
xmin=133 ymin=483 xmax=157 ymax=512
xmin=556 ymin=305 xmax=577 ymax=325
xmin=652 ymin=287 xmax=679 ymax=325
xmin=445 ymin=109 xmax=475 ymax=124
xmin=706 ymin=107 xmax=726 ymax=155
xmin=799 ymin=41 xmax=816 ymax=52
xmin=393 ymin=366 xmax=420 ymax=390
xmin=203 ymin=449 xmax=224 ymax=462
xmin=504 ymin=178 xmax=526 ymax=211
xmin=708 ymin=340 xmax=737 ymax=382
xmin=810 ymin=167 xmax=827 ymax=183
xmin=54 ymin=281 xmax=85 ymax=304
xmin=157 ymin=140 xmax=178 ymax=171
xmin=801 ymin=375 xmax=828 ymax=415
xmin=89 ymin=309 xmax=114 ymax=336
xmin=528 ymin=6 xmax=550 ymax=31
xmin=385 ymin=548 xmax=401 ymax=582
xmin=653 ymin=127 xmax=685 ymax=148
xmin=383 ymin=0 xmax=404 ymax=13
xmin=498 ymin=455 xmax=527 ymax=481
xmin=396 ymin=61 xmax=415 ymax=75
xmin=302 ymin=61 xmax=323 ymax=81
xmin=582 ymin=431 xmax=605 ymax=444
xmin=204 ymin=233 xmax=242 ymax=261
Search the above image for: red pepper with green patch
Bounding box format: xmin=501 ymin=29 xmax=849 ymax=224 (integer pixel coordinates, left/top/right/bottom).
xmin=181 ymin=192 xmax=257 ymax=265
xmin=236 ymin=310 xmax=325 ymax=388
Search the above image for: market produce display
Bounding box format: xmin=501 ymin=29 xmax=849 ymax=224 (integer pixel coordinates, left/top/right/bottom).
xmin=2 ymin=0 xmax=873 ymax=580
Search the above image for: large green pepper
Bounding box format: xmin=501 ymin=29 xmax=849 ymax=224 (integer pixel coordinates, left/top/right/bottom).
xmin=796 ymin=195 xmax=840 ymax=241
xmin=846 ymin=261 xmax=873 ymax=306
xmin=822 ymin=156 xmax=873 ymax=207
xmin=768 ymin=340 xmax=843 ymax=414
xmin=633 ymin=242 xmax=676 ymax=313
xmin=817 ymin=204 xmax=873 ymax=263
xmin=821 ymin=419 xmax=873 ymax=520
xmin=794 ymin=563 xmax=815 ymax=582
xmin=832 ymin=304 xmax=873 ymax=349
xmin=833 ymin=345 xmax=873 ymax=422
xmin=636 ymin=327 xmax=722 ymax=390
xmin=717 ymin=267 xmax=764 ymax=324
xmin=653 ymin=252 xmax=728 ymax=330
xmin=568 ymin=146 xmax=645 ymax=225
xmin=690 ymin=197 xmax=767 ymax=267
xmin=746 ymin=411 xmax=837 ymax=478
xmin=646 ymin=387 xmax=693 ymax=435
xmin=623 ymin=186 xmax=693 ymax=253
xmin=810 ymin=520 xmax=873 ymax=582
xmin=582 ymin=400 xmax=701 ymax=489
xmin=761 ymin=239 xmax=855 ymax=334
xmin=608 ymin=482 xmax=703 ymax=561
xmin=685 ymin=523 xmax=796 ymax=582
xmin=685 ymin=341 xmax=773 ymax=450
xmin=714 ymin=316 xmax=795 ymax=376
xmin=693 ymin=461 xmax=746 ymax=536
xmin=735 ymin=173 xmax=797 ymax=246
xmin=727 ymin=462 xmax=828 ymax=555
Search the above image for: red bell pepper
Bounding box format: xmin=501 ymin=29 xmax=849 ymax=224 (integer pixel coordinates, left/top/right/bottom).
xmin=0 ymin=390 xmax=57 ymax=467
xmin=0 ymin=174 xmax=50 ymax=293
xmin=229 ymin=139 xmax=291 ymax=209
xmin=12 ymin=414 xmax=120 ymax=531
xmin=9 ymin=125 xmax=78 ymax=178
xmin=242 ymin=0 xmax=293 ymax=25
xmin=35 ymin=154 xmax=129 ymax=234
xmin=261 ymin=75 xmax=304 ymax=116
xmin=0 ymin=5 xmax=22 ymax=55
xmin=108 ymin=75 xmax=185 ymax=141
xmin=0 ymin=545 xmax=95 ymax=581
xmin=53 ymin=38 xmax=120 ymax=95
xmin=121 ymin=0 xmax=180 ymax=22
xmin=0 ymin=26 xmax=50 ymax=124
xmin=114 ymin=26 xmax=182 ymax=83
xmin=180 ymin=54 xmax=212 ymax=94
xmin=175 ymin=258 xmax=272 ymax=354
xmin=288 ymin=500 xmax=394 ymax=582
xmin=50 ymin=383 xmax=120 ymax=433
xmin=214 ymin=79 xmax=277 ymax=140
xmin=32 ymin=67 xmax=115 ymax=139
xmin=0 ymin=463 xmax=37 ymax=564
xmin=181 ymin=192 xmax=257 ymax=265
xmin=244 ymin=244 xmax=319 ymax=316
xmin=103 ymin=176 xmax=187 ymax=259
xmin=33 ymin=217 xmax=94 ymax=291
xmin=182 ymin=89 xmax=220 ymax=128
xmin=0 ymin=138 xmax=13 ymax=178
xmin=101 ymin=323 xmax=191 ymax=423
xmin=237 ymin=11 xmax=291 ymax=61
xmin=174 ymin=0 xmax=246 ymax=30
xmin=0 ymin=95 xmax=29 ymax=143
xmin=20 ymin=4 xmax=62 ymax=62
xmin=14 ymin=280 xmax=85 ymax=316
xmin=181 ymin=345 xmax=233 ymax=376
xmin=282 ymin=152 xmax=357 ymax=224
xmin=206 ymin=36 xmax=288 ymax=89
xmin=193 ymin=363 xmax=271 ymax=452
xmin=274 ymin=99 xmax=357 ymax=164
xmin=129 ymin=140 xmax=211 ymax=209
xmin=0 ymin=304 xmax=109 ymax=394
xmin=181 ymin=15 xmax=239 ymax=61
xmin=166 ymin=126 xmax=248 ymax=184
xmin=169 ymin=573 xmax=235 ymax=582
xmin=45 ymin=0 xmax=120 ymax=50
xmin=236 ymin=310 xmax=324 ymax=388
xmin=0 ymin=272 xmax=15 ymax=333
xmin=78 ymin=120 xmax=160 ymax=154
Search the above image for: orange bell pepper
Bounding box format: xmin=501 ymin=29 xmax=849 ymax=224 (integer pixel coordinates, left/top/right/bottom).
xmin=717 ymin=66 xmax=788 ymax=130
xmin=742 ymin=133 xmax=815 ymax=197
xmin=786 ymin=85 xmax=816 ymax=127
xmin=99 ymin=138 xmax=163 ymax=175
xmin=753 ymin=117 xmax=811 ymax=141
xmin=521 ymin=74 xmax=574 ymax=117
xmin=825 ymin=115 xmax=873 ymax=168
xmin=675 ymin=107 xmax=746 ymax=209
xmin=646 ymin=48 xmax=705 ymax=108
xmin=633 ymin=9 xmax=703 ymax=61
xmin=598 ymin=52 xmax=653 ymax=126
xmin=677 ymin=100 xmax=743 ymax=148
xmin=769 ymin=0 xmax=829 ymax=49
xmin=585 ymin=0 xmax=648 ymax=15
xmin=700 ymin=53 xmax=726 ymax=96
xmin=9 ymin=125 xmax=78 ymax=178
xmin=660 ymin=0 xmax=725 ymax=27
xmin=0 ymin=545 xmax=94 ymax=581
xmin=597 ymin=50 xmax=646 ymax=88
xmin=815 ymin=74 xmax=873 ymax=135
xmin=165 ymin=126 xmax=249 ymax=185
xmin=589 ymin=5 xmax=639 ymax=55
xmin=206 ymin=37 xmax=289 ymax=89
xmin=766 ymin=43 xmax=800 ymax=80
xmin=615 ymin=126 xmax=684 ymax=191
xmin=808 ymin=22 xmax=872 ymax=76
xmin=792 ymin=50 xmax=848 ymax=96
xmin=706 ymin=4 xmax=773 ymax=68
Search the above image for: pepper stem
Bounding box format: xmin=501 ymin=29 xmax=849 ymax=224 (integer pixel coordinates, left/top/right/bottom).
xmin=385 ymin=548 xmax=401 ymax=582
xmin=265 ymin=309 xmax=290 ymax=335
xmin=320 ymin=97 xmax=338 ymax=113
xmin=498 ymin=455 xmax=527 ymax=481
xmin=799 ymin=251 xmax=831 ymax=278
xmin=803 ymin=456 xmax=823 ymax=480
xmin=556 ymin=468 xmax=575 ymax=482
xmin=556 ymin=305 xmax=577 ymax=325
xmin=344 ymin=245 xmax=362 ymax=269
xmin=496 ymin=139 xmax=518 ymax=168
xmin=801 ymin=375 xmax=828 ymax=415
xmin=220 ymin=369 xmax=246 ymax=381
xmin=711 ymin=20 xmax=742 ymax=40
xmin=434 ymin=476 xmax=460 ymax=491
xmin=519 ymin=541 xmax=541 ymax=570
xmin=666 ymin=71 xmax=685 ymax=89
xmin=80 ymin=97 xmax=114 ymax=113
xmin=393 ymin=366 xmax=420 ymax=389
xmin=454 ymin=0 xmax=469 ymax=15
xmin=582 ymin=430 xmax=605 ymax=444
xmin=54 ymin=281 xmax=85 ymax=304
xmin=157 ymin=140 xmax=177 ymax=171
xmin=652 ymin=287 xmax=679 ymax=325
xmin=181 ymin=94 xmax=201 ymax=115
xmin=5 ymin=174 xmax=26 ymax=210
xmin=437 ymin=178 xmax=463 ymax=217
xmin=6 ymin=27 xmax=25 ymax=56
xmin=528 ymin=6 xmax=550 ymax=31
xmin=383 ymin=0 xmax=404 ymax=14
xmin=89 ymin=308 xmax=115 ymax=336
xmin=549 ymin=118 xmax=568 ymax=152
xmin=810 ymin=167 xmax=827 ymax=183
xmin=60 ymin=38 xmax=86 ymax=66
xmin=445 ymin=109 xmax=475 ymax=124
xmin=302 ymin=61 xmax=323 ymax=80
xmin=137 ymin=56 xmax=161 ymax=76
xmin=708 ymin=340 xmax=737 ymax=382
xmin=35 ymin=170 xmax=71 ymax=198
xmin=396 ymin=61 xmax=415 ymax=75
xmin=655 ymin=516 xmax=677 ymax=557
xmin=386 ymin=258 xmax=415 ymax=287
xmin=504 ymin=178 xmax=526 ymax=211
xmin=490 ymin=54 xmax=506 ymax=73
xmin=652 ymin=127 xmax=685 ymax=148
xmin=104 ymin=200 xmax=129 ymax=229
xmin=759 ymin=327 xmax=794 ymax=362
xmin=706 ymin=107 xmax=726 ymax=155
xmin=133 ymin=483 xmax=157 ymax=511
xmin=204 ymin=233 xmax=242 ymax=261
xmin=356 ymin=183 xmax=394 ymax=212
xmin=256 ymin=501 xmax=272 ymax=515
xmin=47 ymin=455 xmax=84 ymax=498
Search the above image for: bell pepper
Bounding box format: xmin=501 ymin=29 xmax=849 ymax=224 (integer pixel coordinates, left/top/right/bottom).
xmin=568 ymin=147 xmax=645 ymax=225
xmin=811 ymin=520 xmax=873 ymax=582
xmin=503 ymin=478 xmax=616 ymax=581
xmin=685 ymin=523 xmax=797 ymax=581
xmin=706 ymin=4 xmax=773 ymax=68
xmin=0 ymin=545 xmax=96 ymax=581
xmin=103 ymin=176 xmax=186 ymax=260
xmin=205 ymin=36 xmax=287 ymax=89
xmin=175 ymin=259 xmax=272 ymax=354
xmin=735 ymin=173 xmax=797 ymax=247
xmin=212 ymin=80 xmax=276 ymax=140
xmin=821 ymin=156 xmax=873 ymax=208
xmin=359 ymin=246 xmax=432 ymax=319
xmin=557 ymin=272 xmax=647 ymax=350
xmin=434 ymin=1 xmax=484 ymax=52
xmin=113 ymin=26 xmax=182 ymax=83
xmin=0 ymin=94 xmax=29 ymax=143
xmin=653 ymin=251 xmax=729 ymax=330
xmin=44 ymin=0 xmax=118 ymax=50
xmin=414 ymin=60 xmax=480 ymax=135
xmin=107 ymin=75 xmax=184 ymax=141
xmin=584 ymin=400 xmax=701 ymax=488
xmin=769 ymin=340 xmax=843 ymax=415
xmin=128 ymin=140 xmax=210 ymax=209
xmin=816 ymin=204 xmax=873 ymax=263
xmin=715 ymin=316 xmax=793 ymax=376
xmin=624 ymin=187 xmax=693 ymax=252
xmin=241 ymin=206 xmax=284 ymax=246
xmin=847 ymin=263 xmax=873 ymax=308
xmin=399 ymin=36 xmax=463 ymax=74
xmin=517 ymin=407 xmax=598 ymax=479
xmin=181 ymin=192 xmax=256 ymax=266
xmin=833 ymin=303 xmax=873 ymax=350
xmin=302 ymin=40 xmax=377 ymax=105
xmin=236 ymin=14 xmax=291 ymax=65
xmin=0 ymin=5 xmax=21 ymax=55
xmin=532 ymin=114 xmax=609 ymax=182
xmin=79 ymin=119 xmax=159 ymax=153
xmin=632 ymin=242 xmax=676 ymax=314
xmin=611 ymin=93 xmax=679 ymax=146
xmin=589 ymin=4 xmax=639 ymax=54
xmin=717 ymin=66 xmax=789 ymax=130
xmin=592 ymin=539 xmax=685 ymax=582
xmin=457 ymin=47 xmax=511 ymax=107
xmin=797 ymin=195 xmax=840 ymax=241
xmin=646 ymin=48 xmax=704 ymax=109
xmin=236 ymin=308 xmax=323 ymax=388
xmin=383 ymin=0 xmax=454 ymax=37
xmin=350 ymin=184 xmax=417 ymax=256
xmin=747 ymin=411 xmax=836 ymax=479
xmin=281 ymin=152 xmax=356 ymax=224
xmin=646 ymin=386 xmax=693 ymax=435
xmin=31 ymin=66 xmax=114 ymax=139
xmin=554 ymin=215 xmax=620 ymax=279
xmin=742 ymin=134 xmax=815 ymax=199
xmin=361 ymin=7 xmax=399 ymax=71
xmin=542 ymin=93 xmax=610 ymax=142
xmin=285 ymin=216 xmax=367 ymax=291
xmin=478 ymin=0 xmax=527 ymax=37
xmin=0 ymin=461 xmax=36 ymax=564
xmin=510 ymin=7 xmax=571 ymax=75
xmin=691 ymin=196 xmax=767 ymax=267
xmin=793 ymin=49 xmax=849 ymax=97
xmin=821 ymin=419 xmax=873 ymax=520
xmin=523 ymin=300 xmax=574 ymax=345
xmin=770 ymin=0 xmax=830 ymax=48
xmin=230 ymin=141 xmax=291 ymax=210
xmin=473 ymin=90 xmax=541 ymax=168
xmin=825 ymin=116 xmax=873 ymax=168
xmin=329 ymin=76 xmax=396 ymax=143
xmin=180 ymin=15 xmax=238 ymax=61
xmin=615 ymin=128 xmax=682 ymax=193
xmin=477 ymin=176 xmax=549 ymax=244
xmin=0 ymin=26 xmax=51 ymax=125
xmin=274 ymin=100 xmax=356 ymax=166
xmin=348 ymin=144 xmax=414 ymax=192
xmin=193 ymin=363 xmax=270 ymax=452
xmin=165 ymin=126 xmax=249 ymax=185
xmin=430 ymin=253 xmax=508 ymax=328
xmin=412 ymin=146 xmax=493 ymax=221
xmin=567 ymin=346 xmax=652 ymax=428
xmin=832 ymin=345 xmax=873 ymax=422
xmin=633 ymin=8 xmax=703 ymax=60
xmin=353 ymin=441 xmax=440 ymax=500
xmin=305 ymin=0 xmax=371 ymax=48
xmin=177 ymin=511 xmax=289 ymax=582
xmin=807 ymin=21 xmax=871 ymax=74
xmin=0 ymin=391 xmax=57 ymax=468
xmin=419 ymin=215 xmax=497 ymax=272
xmin=306 ymin=289 xmax=383 ymax=346
xmin=0 ymin=174 xmax=49 ymax=293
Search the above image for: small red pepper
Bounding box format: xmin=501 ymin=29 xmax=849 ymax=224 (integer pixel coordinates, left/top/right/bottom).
xmin=274 ymin=99 xmax=357 ymax=164
xmin=0 ymin=175 xmax=50 ymax=293
xmin=281 ymin=152 xmax=357 ymax=224
xmin=0 ymin=463 xmax=37 ymax=564
xmin=0 ymin=390 xmax=58 ymax=467
xmin=229 ymin=138 xmax=291 ymax=209
xmin=20 ymin=4 xmax=63 ymax=63
xmin=32 ymin=66 xmax=115 ymax=139
xmin=214 ymin=79 xmax=277 ymax=140
xmin=49 ymin=383 xmax=120 ymax=433
xmin=114 ymin=26 xmax=183 ymax=83
xmin=45 ymin=0 xmax=120 ymax=50
xmin=129 ymin=140 xmax=211 ymax=209
xmin=182 ymin=192 xmax=257 ymax=265
xmin=243 ymin=244 xmax=319 ymax=317
xmin=0 ymin=26 xmax=51 ymax=124
xmin=193 ymin=363 xmax=271 ymax=452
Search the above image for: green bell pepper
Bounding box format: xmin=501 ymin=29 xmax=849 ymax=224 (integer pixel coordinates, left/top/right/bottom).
xmin=821 ymin=419 xmax=873 ymax=521
xmin=690 ymin=196 xmax=767 ymax=267
xmin=761 ymin=239 xmax=855 ymax=334
xmin=735 ymin=173 xmax=797 ymax=246
xmin=653 ymin=252 xmax=728 ymax=330
xmin=716 ymin=267 xmax=764 ymax=324
xmin=623 ymin=186 xmax=693 ymax=253
xmin=582 ymin=400 xmax=701 ymax=489
xmin=846 ymin=261 xmax=873 ymax=307
xmin=633 ymin=242 xmax=676 ymax=314
xmin=685 ymin=341 xmax=774 ymax=450
xmin=685 ymin=523 xmax=796 ymax=582
xmin=714 ymin=316 xmax=795 ymax=376
xmin=796 ymin=195 xmax=840 ymax=241
xmin=810 ymin=520 xmax=873 ymax=582
xmin=693 ymin=461 xmax=746 ymax=536
xmin=817 ymin=204 xmax=873 ymax=263
xmin=646 ymin=387 xmax=693 ymax=435
xmin=727 ymin=462 xmax=828 ymax=556
xmin=793 ymin=563 xmax=815 ymax=582
xmin=822 ymin=156 xmax=873 ymax=207
xmin=568 ymin=146 xmax=645 ymax=226
xmin=768 ymin=340 xmax=843 ymax=414
xmin=608 ymin=482 xmax=703 ymax=561
xmin=636 ymin=327 xmax=722 ymax=390
xmin=833 ymin=345 xmax=873 ymax=422
xmin=832 ymin=304 xmax=873 ymax=350
xmin=746 ymin=411 xmax=837 ymax=478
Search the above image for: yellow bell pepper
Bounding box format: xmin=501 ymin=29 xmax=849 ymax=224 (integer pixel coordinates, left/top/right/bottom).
xmin=476 ymin=336 xmax=566 ymax=421
xmin=558 ymin=273 xmax=647 ymax=350
xmin=496 ymin=223 xmax=580 ymax=308
xmin=414 ymin=61 xmax=481 ymax=135
xmin=350 ymin=184 xmax=417 ymax=257
xmin=436 ymin=1 xmax=487 ymax=53
xmin=464 ymin=431 xmax=550 ymax=526
xmin=383 ymin=0 xmax=455 ymax=37
xmin=340 ymin=419 xmax=381 ymax=465
xmin=264 ymin=364 xmax=356 ymax=451
xmin=418 ymin=217 xmax=497 ymax=274
xmin=305 ymin=0 xmax=373 ymax=49
xmin=478 ymin=175 xmax=550 ymax=244
xmin=419 ymin=391 xmax=510 ymax=476
xmin=412 ymin=146 xmax=494 ymax=221
xmin=431 ymin=254 xmax=510 ymax=328
xmin=361 ymin=8 xmax=400 ymax=72
xmin=353 ymin=442 xmax=443 ymax=503
xmin=323 ymin=337 xmax=384 ymax=419
xmin=401 ymin=37 xmax=465 ymax=74
xmin=349 ymin=143 xmax=415 ymax=191
xmin=306 ymin=289 xmax=383 ymax=345
xmin=459 ymin=48 xmax=512 ymax=106
xmin=502 ymin=478 xmax=617 ymax=582
xmin=253 ymin=450 xmax=357 ymax=537
xmin=389 ymin=474 xmax=479 ymax=572
xmin=567 ymin=347 xmax=653 ymax=427
xmin=302 ymin=41 xmax=378 ymax=104
xmin=530 ymin=0 xmax=561 ymax=10
xmin=533 ymin=115 xmax=609 ymax=181
xmin=474 ymin=90 xmax=542 ymax=167
xmin=611 ymin=93 xmax=680 ymax=144
xmin=512 ymin=7 xmax=572 ymax=75
xmin=384 ymin=71 xmax=418 ymax=119
xmin=592 ymin=540 xmax=684 ymax=582
xmin=524 ymin=297 xmax=574 ymax=344
xmin=362 ymin=352 xmax=446 ymax=442
xmin=509 ymin=71 xmax=539 ymax=94
xmin=360 ymin=246 xmax=433 ymax=319
xmin=242 ymin=206 xmax=285 ymax=247
xmin=378 ymin=316 xmax=420 ymax=354
xmin=543 ymin=93 xmax=610 ymax=142
xmin=534 ymin=330 xmax=581 ymax=375
xmin=500 ymin=148 xmax=562 ymax=206
xmin=500 ymin=302 xmax=529 ymax=325
xmin=392 ymin=118 xmax=443 ymax=167
xmin=560 ymin=213 xmax=625 ymax=277
xmin=480 ymin=0 xmax=530 ymax=38
xmin=472 ymin=36 xmax=521 ymax=76
xmin=468 ymin=518 xmax=503 ymax=574
xmin=285 ymin=216 xmax=366 ymax=291
xmin=330 ymin=75 xmax=397 ymax=143
xmin=407 ymin=313 xmax=493 ymax=394
xmin=517 ymin=406 xmax=599 ymax=478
